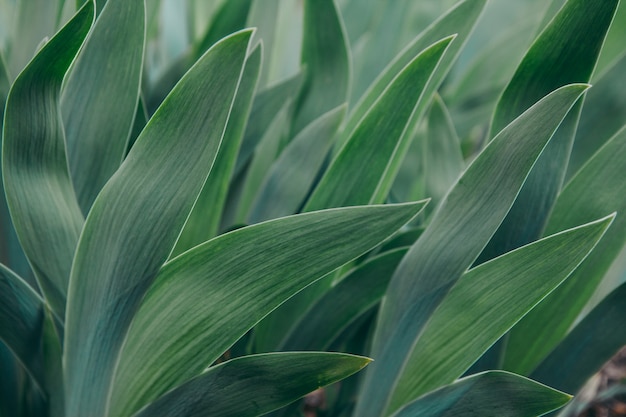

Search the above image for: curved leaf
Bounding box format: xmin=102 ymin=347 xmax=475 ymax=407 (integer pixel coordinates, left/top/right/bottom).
xmin=134 ymin=353 xmax=370 ymax=417
xmin=388 ymin=215 xmax=613 ymax=413
xmin=2 ymin=3 xmax=93 ymax=318
xmin=390 ymin=371 xmax=571 ymax=417
xmin=62 ymin=30 xmax=253 ymax=417
xmin=110 ymin=202 xmax=426 ymax=416
xmin=353 ymin=84 xmax=589 ymax=417
xmin=61 ymin=0 xmax=145 ymax=213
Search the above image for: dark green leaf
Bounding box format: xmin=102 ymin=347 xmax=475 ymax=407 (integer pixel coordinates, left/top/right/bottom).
xmin=196 ymin=0 xmax=253 ymax=54
xmin=133 ymin=353 xmax=370 ymax=417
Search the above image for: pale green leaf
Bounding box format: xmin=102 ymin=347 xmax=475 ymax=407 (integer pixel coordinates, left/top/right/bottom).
xmin=353 ymin=84 xmax=589 ymax=417
xmin=61 ymin=0 xmax=145 ymax=213
xmin=388 ymin=215 xmax=613 ymax=413
xmin=504 ymin=125 xmax=626 ymax=375
xmin=390 ymin=371 xmax=571 ymax=417
xmin=110 ymin=202 xmax=426 ymax=416
xmin=2 ymin=3 xmax=93 ymax=318
xmin=62 ymin=30 xmax=252 ymax=417
xmin=133 ymin=353 xmax=370 ymax=417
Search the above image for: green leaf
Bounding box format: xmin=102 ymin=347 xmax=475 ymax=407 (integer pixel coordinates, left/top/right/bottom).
xmin=353 ymin=84 xmax=589 ymax=417
xmin=305 ymin=36 xmax=454 ymax=211
xmin=196 ymin=0 xmax=252 ymax=55
xmin=133 ymin=353 xmax=370 ymax=417
xmin=246 ymin=0 xmax=280 ymax=87
xmin=235 ymin=71 xmax=304 ymax=175
xmin=60 ymin=0 xmax=145 ymax=213
xmin=62 ymin=30 xmax=253 ymax=417
xmin=0 ymin=264 xmax=45 ymax=390
xmin=504 ymin=125 xmax=626 ymax=375
xmin=291 ymin=0 xmax=350 ymax=134
xmin=249 ymin=105 xmax=346 ymax=223
xmin=109 ymin=202 xmax=426 ymax=416
xmin=173 ymin=44 xmax=261 ymax=255
xmin=530 ymin=282 xmax=626 ymax=395
xmin=2 ymin=3 xmax=93 ymax=318
xmin=337 ymin=0 xmax=487 ymax=155
xmin=390 ymin=371 xmax=571 ymax=417
xmin=481 ymin=0 xmax=619 ymax=262
xmin=280 ymin=248 xmax=408 ymax=351
xmin=388 ymin=215 xmax=613 ymax=413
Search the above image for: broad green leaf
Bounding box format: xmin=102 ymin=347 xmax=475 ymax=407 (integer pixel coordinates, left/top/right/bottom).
xmin=246 ymin=0 xmax=280 ymax=87
xmin=423 ymin=94 xmax=464 ymax=212
xmin=0 ymin=343 xmax=21 ymax=417
xmin=337 ymin=0 xmax=487 ymax=154
xmin=280 ymin=248 xmax=407 ymax=351
xmin=249 ymin=105 xmax=346 ymax=223
xmin=196 ymin=0 xmax=252 ymax=55
xmin=388 ymin=215 xmax=613 ymax=413
xmin=390 ymin=371 xmax=571 ymax=417
xmin=353 ymin=84 xmax=589 ymax=417
xmin=305 ymin=36 xmax=454 ymax=211
xmin=173 ymin=44 xmax=261 ymax=255
xmin=0 ymin=264 xmax=45 ymax=390
xmin=8 ymin=0 xmax=59 ymax=77
xmin=481 ymin=0 xmax=619 ymax=262
xmin=110 ymin=202 xmax=426 ymax=416
xmin=504 ymin=126 xmax=626 ymax=375
xmin=530 ymin=282 xmax=626 ymax=395
xmin=134 ymin=353 xmax=370 ymax=417
xmin=234 ymin=101 xmax=291 ymax=224
xmin=291 ymin=0 xmax=350 ymax=134
xmin=126 ymin=94 xmax=149 ymax=154
xmin=235 ymin=71 xmax=304 ymax=175
xmin=62 ymin=30 xmax=252 ymax=417
xmin=61 ymin=0 xmax=145 ymax=213
xmin=2 ymin=3 xmax=93 ymax=318
xmin=594 ymin=0 xmax=626 ymax=78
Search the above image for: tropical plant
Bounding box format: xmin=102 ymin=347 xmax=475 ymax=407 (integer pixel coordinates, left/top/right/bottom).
xmin=0 ymin=0 xmax=624 ymax=416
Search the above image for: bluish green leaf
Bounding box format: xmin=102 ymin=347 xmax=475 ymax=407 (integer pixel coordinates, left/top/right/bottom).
xmin=353 ymin=84 xmax=589 ymax=417
xmin=196 ymin=0 xmax=252 ymax=55
xmin=110 ymin=202 xmax=426 ymax=416
xmin=292 ymin=0 xmax=350 ymax=134
xmin=249 ymin=105 xmax=346 ymax=223
xmin=173 ymin=44 xmax=261 ymax=255
xmin=134 ymin=353 xmax=370 ymax=417
xmin=246 ymin=0 xmax=280 ymax=87
xmin=504 ymin=125 xmax=626 ymax=375
xmin=2 ymin=3 xmax=93 ymax=318
xmin=388 ymin=215 xmax=613 ymax=413
xmin=62 ymin=30 xmax=252 ymax=417
xmin=530 ymin=282 xmax=626 ymax=395
xmin=61 ymin=0 xmax=145 ymax=213
xmin=390 ymin=371 xmax=571 ymax=417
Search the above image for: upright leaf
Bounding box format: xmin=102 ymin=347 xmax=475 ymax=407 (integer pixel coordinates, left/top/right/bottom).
xmin=62 ymin=30 xmax=252 ymax=417
xmin=61 ymin=0 xmax=145 ymax=213
xmin=292 ymin=0 xmax=350 ymax=134
xmin=134 ymin=353 xmax=370 ymax=417
xmin=390 ymin=371 xmax=571 ymax=417
xmin=2 ymin=3 xmax=93 ymax=318
xmin=387 ymin=216 xmax=613 ymax=413
xmin=353 ymin=84 xmax=589 ymax=417
xmin=110 ymin=202 xmax=426 ymax=416
xmin=504 ymin=126 xmax=626 ymax=374
xmin=480 ymin=0 xmax=619 ymax=262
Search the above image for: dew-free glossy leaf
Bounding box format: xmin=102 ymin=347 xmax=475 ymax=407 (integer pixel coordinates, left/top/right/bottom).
xmin=388 ymin=215 xmax=613 ymax=413
xmin=481 ymin=0 xmax=619 ymax=262
xmin=353 ymin=84 xmax=589 ymax=417
xmin=2 ymin=3 xmax=93 ymax=318
xmin=305 ymin=36 xmax=454 ymax=211
xmin=110 ymin=202 xmax=425 ymax=416
xmin=134 ymin=353 xmax=370 ymax=417
xmin=249 ymin=105 xmax=346 ymax=223
xmin=173 ymin=44 xmax=261 ymax=255
xmin=390 ymin=371 xmax=571 ymax=417
xmin=291 ymin=0 xmax=350 ymax=134
xmin=61 ymin=0 xmax=145 ymax=213
xmin=530 ymin=282 xmax=626 ymax=394
xmin=504 ymin=126 xmax=626 ymax=375
xmin=63 ymin=30 xmax=252 ymax=417
xmin=280 ymin=248 xmax=407 ymax=351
